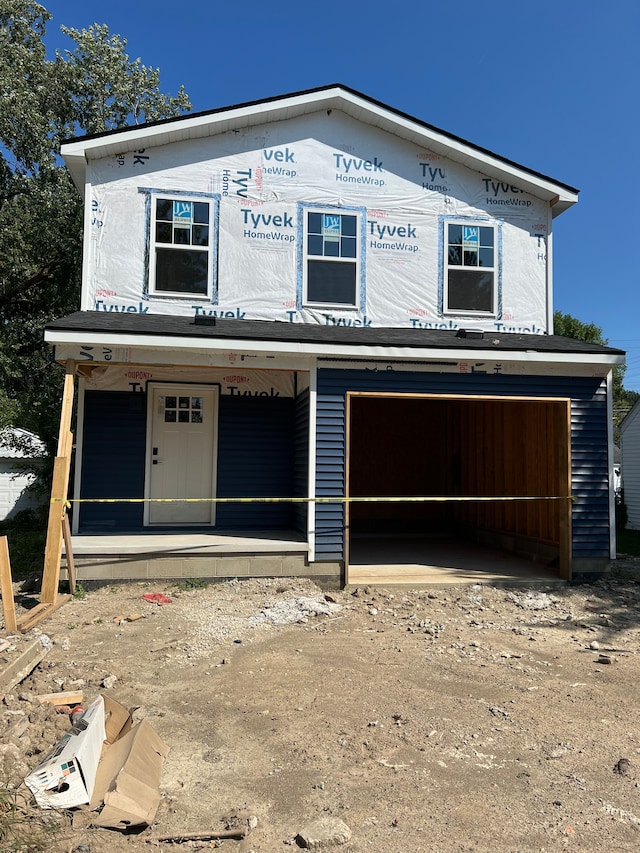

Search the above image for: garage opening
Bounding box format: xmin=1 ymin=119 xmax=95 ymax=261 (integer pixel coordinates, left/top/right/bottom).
xmin=346 ymin=393 xmax=571 ymax=584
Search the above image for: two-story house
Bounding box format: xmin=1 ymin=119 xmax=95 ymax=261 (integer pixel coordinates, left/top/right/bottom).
xmin=46 ymin=85 xmax=624 ymax=586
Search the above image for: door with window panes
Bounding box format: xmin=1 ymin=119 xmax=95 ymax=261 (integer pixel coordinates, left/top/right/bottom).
xmin=146 ymin=384 xmax=218 ymax=525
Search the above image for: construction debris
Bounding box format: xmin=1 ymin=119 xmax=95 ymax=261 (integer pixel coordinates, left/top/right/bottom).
xmin=0 ymin=639 xmax=48 ymax=695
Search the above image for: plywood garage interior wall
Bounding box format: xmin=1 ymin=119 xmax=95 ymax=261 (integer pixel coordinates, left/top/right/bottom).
xmin=347 ymin=393 xmax=571 ymax=577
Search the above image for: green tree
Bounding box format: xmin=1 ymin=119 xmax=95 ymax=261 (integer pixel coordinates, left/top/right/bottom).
xmin=553 ymin=311 xmax=609 ymax=346
xmin=0 ymin=1 xmax=191 ymax=456
xmin=554 ymin=310 xmax=638 ymax=432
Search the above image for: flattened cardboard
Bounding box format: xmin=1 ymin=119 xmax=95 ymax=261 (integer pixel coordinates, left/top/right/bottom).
xmin=103 ymin=692 xmax=132 ymax=744
xmin=24 ymin=695 xmax=106 ymax=809
xmin=89 ymin=719 xmax=170 ymax=829
xmin=25 ymin=693 xmax=167 ymax=828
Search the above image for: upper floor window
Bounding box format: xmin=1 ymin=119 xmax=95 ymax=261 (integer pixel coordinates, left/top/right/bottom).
xmin=444 ymin=222 xmax=496 ymax=315
xmin=150 ymin=196 xmax=214 ymax=299
xmin=303 ymin=209 xmax=360 ymax=308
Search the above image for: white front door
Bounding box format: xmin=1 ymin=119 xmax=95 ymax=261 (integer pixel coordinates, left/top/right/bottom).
xmin=146 ymin=384 xmax=218 ymax=525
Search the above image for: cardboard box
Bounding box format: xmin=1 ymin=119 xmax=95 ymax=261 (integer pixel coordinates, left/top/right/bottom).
xmin=25 ymin=694 xmax=168 ymax=829
xmin=24 ymin=695 xmax=108 ymax=810
xmin=90 ymin=718 xmax=170 ymax=829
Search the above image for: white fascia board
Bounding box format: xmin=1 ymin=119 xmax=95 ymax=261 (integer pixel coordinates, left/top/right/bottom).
xmin=60 ymin=89 xmax=331 ymax=160
xmin=60 ymin=87 xmax=578 ymax=213
xmin=60 ymin=90 xmax=345 ymax=191
xmin=45 ymin=328 xmax=623 ymax=368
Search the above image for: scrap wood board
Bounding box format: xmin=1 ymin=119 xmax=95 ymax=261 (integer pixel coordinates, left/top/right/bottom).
xmin=0 ymin=639 xmax=47 ymax=695
xmin=16 ymin=596 xmax=71 ymax=634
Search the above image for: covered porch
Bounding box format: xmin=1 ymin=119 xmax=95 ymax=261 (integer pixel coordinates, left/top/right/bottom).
xmin=62 ymin=529 xmax=320 ymax=584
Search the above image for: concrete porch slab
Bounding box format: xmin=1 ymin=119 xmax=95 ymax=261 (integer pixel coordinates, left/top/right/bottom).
xmin=63 ymin=530 xmax=318 ymax=584
xmin=67 ymin=530 xmax=309 ymax=556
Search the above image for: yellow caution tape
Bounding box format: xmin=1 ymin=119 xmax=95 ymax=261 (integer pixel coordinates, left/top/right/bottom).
xmin=53 ymin=495 xmax=575 ymax=504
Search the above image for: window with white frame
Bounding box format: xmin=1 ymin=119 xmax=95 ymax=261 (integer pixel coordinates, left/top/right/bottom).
xmin=150 ymin=197 xmax=213 ymax=298
xmin=304 ymin=210 xmax=359 ymax=307
xmin=444 ymin=222 xmax=496 ymax=314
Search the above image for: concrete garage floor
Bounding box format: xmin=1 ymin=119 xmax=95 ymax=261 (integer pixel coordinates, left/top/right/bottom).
xmin=347 ymin=534 xmax=563 ymax=586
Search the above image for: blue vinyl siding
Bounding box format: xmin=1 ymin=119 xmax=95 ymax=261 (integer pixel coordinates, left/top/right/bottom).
xmin=216 ymin=396 xmax=294 ymax=528
xmin=293 ymin=389 xmax=310 ymax=534
xmin=315 ymin=392 xmax=346 ymax=559
xmin=570 ymin=384 xmax=609 ymax=555
xmin=80 ymin=391 xmax=296 ymax=532
xmin=79 ymin=391 xmax=146 ymax=531
xmin=314 ymin=368 xmax=610 ymax=562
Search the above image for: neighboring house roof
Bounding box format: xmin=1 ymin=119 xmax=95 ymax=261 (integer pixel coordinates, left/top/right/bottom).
xmin=0 ymin=428 xmax=46 ymax=459
xmin=46 ymin=312 xmax=624 ymax=365
xmin=60 ymin=84 xmax=579 ymax=216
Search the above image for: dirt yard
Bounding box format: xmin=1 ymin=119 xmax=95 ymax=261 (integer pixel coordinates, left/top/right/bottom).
xmin=4 ymin=564 xmax=640 ymax=852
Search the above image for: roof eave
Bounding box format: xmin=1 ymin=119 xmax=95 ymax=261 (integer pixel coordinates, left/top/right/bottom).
xmin=45 ymin=327 xmax=623 ymax=368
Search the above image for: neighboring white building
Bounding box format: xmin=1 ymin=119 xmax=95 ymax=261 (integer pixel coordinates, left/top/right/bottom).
xmin=0 ymin=428 xmax=46 ymax=520
xmin=621 ymin=402 xmax=640 ymax=529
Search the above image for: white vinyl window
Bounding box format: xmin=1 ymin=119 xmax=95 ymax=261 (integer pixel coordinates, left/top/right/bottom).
xmin=444 ymin=222 xmax=496 ymax=315
xmin=149 ymin=197 xmax=213 ymax=299
xmin=303 ymin=210 xmax=360 ymax=307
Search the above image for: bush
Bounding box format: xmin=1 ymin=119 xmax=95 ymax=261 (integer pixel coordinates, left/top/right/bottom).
xmin=615 ymin=490 xmax=628 ymax=531
xmin=616 ymin=528 xmax=640 ymax=557
xmin=0 ymin=774 xmax=67 ymax=852
xmin=0 ymin=509 xmax=47 ymax=581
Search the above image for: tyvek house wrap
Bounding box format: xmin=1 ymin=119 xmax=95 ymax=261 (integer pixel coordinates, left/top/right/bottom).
xmin=85 ymin=110 xmax=550 ymax=334
xmin=82 ymin=365 xmax=297 ymax=396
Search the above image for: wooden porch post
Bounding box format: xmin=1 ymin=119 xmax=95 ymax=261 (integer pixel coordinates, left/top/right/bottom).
xmin=40 ymin=361 xmax=76 ymax=604
xmin=557 ymin=400 xmax=572 ymax=581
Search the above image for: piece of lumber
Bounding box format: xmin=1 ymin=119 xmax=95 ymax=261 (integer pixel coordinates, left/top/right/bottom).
xmin=40 ymin=360 xmax=75 ymax=605
xmin=57 ymin=362 xmax=75 ymax=453
xmin=41 ymin=454 xmax=72 ymax=604
xmin=62 ymin=513 xmax=76 ymax=595
xmin=0 ymin=639 xmax=47 ymax=693
xmin=0 ymin=536 xmax=17 ymax=633
xmin=144 ymin=827 xmax=249 ymax=843
xmin=16 ymin=595 xmax=71 ymax=633
xmin=37 ymin=690 xmax=83 ymax=706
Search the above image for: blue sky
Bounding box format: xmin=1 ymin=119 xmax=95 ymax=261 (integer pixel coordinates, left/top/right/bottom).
xmin=43 ymin=0 xmax=640 ymax=388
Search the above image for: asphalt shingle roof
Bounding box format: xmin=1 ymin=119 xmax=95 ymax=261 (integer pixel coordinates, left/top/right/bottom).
xmin=46 ymin=312 xmax=624 ymax=357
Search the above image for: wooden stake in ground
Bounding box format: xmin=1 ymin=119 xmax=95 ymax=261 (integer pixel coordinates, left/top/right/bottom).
xmin=0 ymin=535 xmax=17 ymax=633
xmin=62 ymin=512 xmax=76 ymax=595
